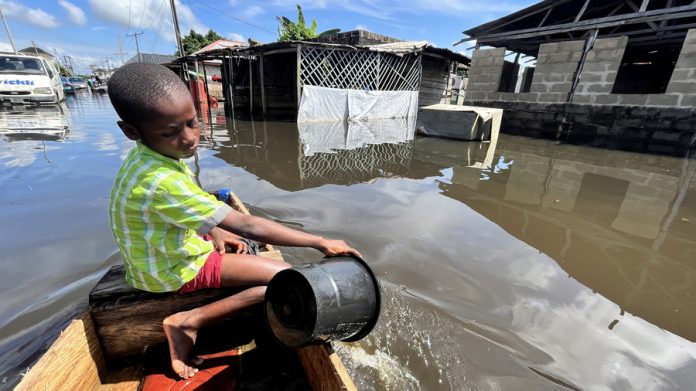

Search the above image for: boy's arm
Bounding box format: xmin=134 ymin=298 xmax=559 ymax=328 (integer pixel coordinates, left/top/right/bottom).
xmin=217 ymin=209 xmax=361 ymax=257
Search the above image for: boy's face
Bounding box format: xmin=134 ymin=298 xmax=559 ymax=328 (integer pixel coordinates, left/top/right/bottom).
xmin=118 ymin=90 xmax=200 ymax=160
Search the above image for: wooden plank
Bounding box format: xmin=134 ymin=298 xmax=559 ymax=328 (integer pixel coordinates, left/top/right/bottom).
xmin=470 ymin=5 xmax=696 ymax=42
xmin=574 ymin=0 xmax=590 ymax=23
xmin=260 ymin=53 xmax=266 ymax=115
xmin=296 ymin=44 xmax=302 ymax=108
xmin=248 ymin=57 xmax=253 ymax=113
xmin=16 ymin=312 xmax=141 ymax=391
xmin=625 ymin=0 xmax=659 ymax=30
xmin=91 ymin=247 xmax=284 ymax=363
xmin=539 ymin=7 xmax=553 ymax=27
xmin=296 ymin=344 xmax=357 ymax=391
xmin=478 ymin=0 xmax=572 ymax=34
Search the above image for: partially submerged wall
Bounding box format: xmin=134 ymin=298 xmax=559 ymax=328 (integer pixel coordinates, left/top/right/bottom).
xmin=419 ymin=56 xmax=451 ymax=106
xmin=464 ymin=29 xmax=696 ymax=155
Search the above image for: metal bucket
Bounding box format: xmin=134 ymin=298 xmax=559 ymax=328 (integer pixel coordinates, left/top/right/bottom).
xmin=264 ymin=255 xmax=381 ymax=348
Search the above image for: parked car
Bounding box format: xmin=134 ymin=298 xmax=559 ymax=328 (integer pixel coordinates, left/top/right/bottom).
xmin=61 ymin=77 xmax=75 ymax=94
xmin=68 ymin=77 xmax=87 ymax=90
xmin=0 ymin=53 xmax=64 ymax=105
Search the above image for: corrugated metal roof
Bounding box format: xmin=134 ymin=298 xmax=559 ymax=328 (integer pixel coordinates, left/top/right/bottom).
xmin=191 ymin=39 xmax=247 ymax=56
xmin=464 ymin=0 xmax=566 ymax=37
xmin=126 ymin=53 xmax=177 ymax=65
xmin=367 ymin=41 xmax=429 ymax=54
xmin=368 ymin=41 xmax=470 ymax=64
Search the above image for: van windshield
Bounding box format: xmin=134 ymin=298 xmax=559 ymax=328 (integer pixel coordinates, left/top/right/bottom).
xmin=0 ymin=56 xmax=47 ymax=75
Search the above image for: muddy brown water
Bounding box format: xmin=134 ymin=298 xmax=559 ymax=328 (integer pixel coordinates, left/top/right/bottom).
xmin=0 ymin=93 xmax=695 ymax=390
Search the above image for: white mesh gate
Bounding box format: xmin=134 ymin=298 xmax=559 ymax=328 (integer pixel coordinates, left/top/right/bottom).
xmin=299 ymin=46 xmax=422 ymax=91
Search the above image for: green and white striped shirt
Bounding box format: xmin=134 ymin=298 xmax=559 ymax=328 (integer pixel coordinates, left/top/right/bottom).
xmin=109 ymin=142 xmax=232 ymax=292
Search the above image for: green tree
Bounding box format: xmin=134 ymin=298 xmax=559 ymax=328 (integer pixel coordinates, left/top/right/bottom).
xmin=57 ymin=63 xmax=71 ymax=77
xmin=177 ymin=29 xmax=224 ymax=56
xmin=277 ymin=5 xmax=340 ymax=41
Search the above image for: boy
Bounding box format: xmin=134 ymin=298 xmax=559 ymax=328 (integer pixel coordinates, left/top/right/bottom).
xmin=107 ymin=63 xmax=360 ymax=379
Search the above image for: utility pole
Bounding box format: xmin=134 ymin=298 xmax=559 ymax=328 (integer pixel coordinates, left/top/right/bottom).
xmin=169 ymin=0 xmax=185 ymax=56
xmin=0 ymin=5 xmax=16 ymax=53
xmin=127 ymin=31 xmax=143 ymax=62
xmin=115 ymin=34 xmax=125 ymax=65
xmin=31 ymin=40 xmax=39 ymax=55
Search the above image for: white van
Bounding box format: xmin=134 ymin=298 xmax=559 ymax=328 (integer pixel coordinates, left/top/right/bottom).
xmin=0 ymin=54 xmax=64 ymax=105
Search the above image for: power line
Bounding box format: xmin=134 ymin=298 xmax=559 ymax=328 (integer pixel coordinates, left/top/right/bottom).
xmin=143 ymin=0 xmax=166 ymax=31
xmin=126 ymin=0 xmax=132 ymax=34
xmin=148 ymin=6 xmax=167 ymax=52
xmin=189 ymin=0 xmax=278 ymax=37
xmin=138 ymin=0 xmax=149 ymax=31
xmin=126 ymin=31 xmax=144 ymax=62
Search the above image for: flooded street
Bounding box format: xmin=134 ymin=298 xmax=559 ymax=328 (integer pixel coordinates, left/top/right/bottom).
xmin=1 ymin=93 xmax=696 ymax=390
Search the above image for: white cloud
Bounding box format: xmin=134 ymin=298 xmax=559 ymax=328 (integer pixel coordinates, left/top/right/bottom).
xmin=88 ymin=0 xmax=208 ymax=43
xmin=271 ymin=0 xmax=528 ymax=20
xmin=355 ymin=24 xmax=369 ymax=31
xmin=43 ymin=42 xmax=117 ymax=74
xmin=240 ymin=5 xmax=264 ymax=19
xmin=59 ymin=0 xmax=87 ymax=26
xmin=0 ymin=41 xmax=13 ymax=52
xmin=227 ymin=33 xmax=245 ymax=42
xmin=0 ymin=0 xmax=59 ymax=28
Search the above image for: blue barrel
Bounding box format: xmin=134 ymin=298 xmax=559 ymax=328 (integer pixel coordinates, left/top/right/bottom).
xmin=264 ymin=255 xmax=381 ymax=348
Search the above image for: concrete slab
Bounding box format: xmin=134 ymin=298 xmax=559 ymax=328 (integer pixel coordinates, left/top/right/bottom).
xmin=416 ymin=104 xmax=503 ymax=141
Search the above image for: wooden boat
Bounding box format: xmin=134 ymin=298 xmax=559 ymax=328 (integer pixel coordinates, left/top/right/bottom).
xmin=15 ymin=192 xmax=356 ymax=391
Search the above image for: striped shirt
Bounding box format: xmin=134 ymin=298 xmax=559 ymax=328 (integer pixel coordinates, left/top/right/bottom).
xmin=109 ymin=142 xmax=232 ymax=292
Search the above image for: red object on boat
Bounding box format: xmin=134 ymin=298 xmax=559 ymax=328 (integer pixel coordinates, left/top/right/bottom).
xmin=212 ymin=74 xmax=222 ymax=82
xmin=210 ymin=96 xmax=218 ymax=108
xmin=141 ymin=348 xmax=242 ymax=391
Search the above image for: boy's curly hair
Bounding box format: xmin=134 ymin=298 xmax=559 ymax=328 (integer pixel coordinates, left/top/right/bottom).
xmin=107 ymin=63 xmax=189 ymax=125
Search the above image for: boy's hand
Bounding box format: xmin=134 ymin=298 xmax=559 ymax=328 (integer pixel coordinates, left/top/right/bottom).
xmin=316 ymin=238 xmax=362 ymax=258
xmin=209 ymin=227 xmax=249 ymax=254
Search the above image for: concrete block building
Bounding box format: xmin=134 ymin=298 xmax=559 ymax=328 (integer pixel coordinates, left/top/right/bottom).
xmin=459 ymin=0 xmax=696 ymax=155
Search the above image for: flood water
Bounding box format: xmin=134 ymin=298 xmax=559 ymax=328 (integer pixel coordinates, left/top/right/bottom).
xmin=1 ymin=93 xmax=695 ymax=390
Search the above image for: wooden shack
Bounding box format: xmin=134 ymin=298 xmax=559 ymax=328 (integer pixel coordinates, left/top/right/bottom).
xmin=173 ymin=30 xmax=469 ymax=121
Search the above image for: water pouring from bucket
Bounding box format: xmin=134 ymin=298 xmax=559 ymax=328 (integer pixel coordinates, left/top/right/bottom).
xmin=264 ymin=255 xmax=381 ymax=348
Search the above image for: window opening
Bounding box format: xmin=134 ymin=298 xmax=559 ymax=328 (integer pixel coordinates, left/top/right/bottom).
xmin=611 ymin=35 xmax=685 ymax=94
xmin=499 ymin=51 xmax=536 ymax=93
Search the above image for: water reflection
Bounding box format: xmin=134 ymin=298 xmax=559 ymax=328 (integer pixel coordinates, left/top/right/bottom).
xmin=200 ymin=119 xmax=696 ymax=389
xmin=429 ymin=137 xmax=696 ymax=342
xmin=1 ymin=95 xmax=695 ymax=390
xmin=208 ymin=117 xmax=430 ymax=190
xmin=0 ymin=103 xmax=70 ymax=141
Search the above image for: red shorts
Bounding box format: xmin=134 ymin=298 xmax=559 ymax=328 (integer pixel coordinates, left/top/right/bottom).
xmin=178 ymin=250 xmax=223 ymax=294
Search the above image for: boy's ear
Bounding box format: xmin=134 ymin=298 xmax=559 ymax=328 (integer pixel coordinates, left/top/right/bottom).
xmin=117 ymin=121 xmax=140 ymax=141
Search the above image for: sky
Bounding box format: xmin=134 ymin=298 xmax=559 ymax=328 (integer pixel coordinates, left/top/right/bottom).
xmin=0 ymin=0 xmax=536 ymax=74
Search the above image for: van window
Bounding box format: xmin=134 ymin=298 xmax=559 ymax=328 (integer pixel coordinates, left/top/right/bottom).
xmin=0 ymin=56 xmax=47 ymax=75
xmin=44 ymin=61 xmax=55 ymax=78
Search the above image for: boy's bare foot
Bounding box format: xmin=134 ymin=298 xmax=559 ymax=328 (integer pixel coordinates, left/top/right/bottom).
xmin=163 ymin=311 xmax=200 ymax=379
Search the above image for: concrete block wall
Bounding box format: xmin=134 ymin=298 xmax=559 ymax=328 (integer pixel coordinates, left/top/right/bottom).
xmin=667 ymin=29 xmax=696 ymax=107
xmin=464 ymin=47 xmax=506 ymax=102
xmin=572 ymin=37 xmax=627 ymax=104
xmin=529 ymin=40 xmax=585 ymax=103
xmin=466 ymin=100 xmax=696 ymax=156
xmin=464 ymin=29 xmax=696 ymax=108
